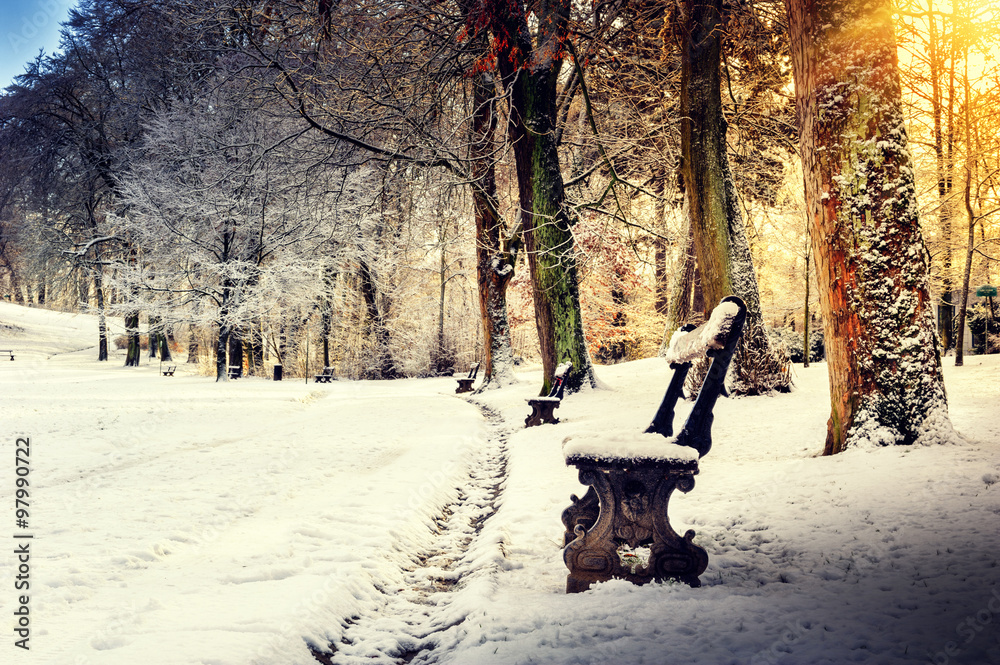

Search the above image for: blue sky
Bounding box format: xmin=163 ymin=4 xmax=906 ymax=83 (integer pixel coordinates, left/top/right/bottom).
xmin=0 ymin=0 xmax=76 ymax=89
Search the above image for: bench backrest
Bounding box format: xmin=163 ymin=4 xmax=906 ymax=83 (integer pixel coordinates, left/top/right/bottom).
xmin=646 ymin=296 xmax=747 ymax=457
xmin=547 ymin=361 xmax=573 ymax=399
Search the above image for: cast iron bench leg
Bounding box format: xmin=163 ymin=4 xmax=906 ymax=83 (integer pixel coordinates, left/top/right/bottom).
xmin=525 ymin=399 xmax=560 ymax=427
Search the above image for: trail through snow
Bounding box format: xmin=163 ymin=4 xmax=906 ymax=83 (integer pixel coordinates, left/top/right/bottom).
xmin=312 ymin=405 xmax=511 ymax=665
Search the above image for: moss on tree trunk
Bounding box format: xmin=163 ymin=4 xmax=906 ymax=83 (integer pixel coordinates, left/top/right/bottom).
xmin=492 ymin=0 xmax=596 ymax=394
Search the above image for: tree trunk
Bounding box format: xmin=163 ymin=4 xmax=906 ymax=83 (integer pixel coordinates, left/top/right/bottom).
xmin=931 ymin=7 xmax=955 ymax=354
xmin=358 ymin=258 xmax=398 ymax=379
xmin=228 ymin=327 xmax=243 ymax=376
xmin=94 ymin=270 xmax=108 ymax=362
xmin=803 ymin=242 xmax=810 ymax=368
xmin=653 ymin=170 xmax=670 ymax=316
xmin=321 ymin=303 xmax=332 ymax=369
xmin=488 ymin=0 xmax=596 ymax=395
xmin=471 ymin=71 xmax=519 ymax=390
xmin=436 ymin=221 xmax=449 ymax=373
xmin=786 ymin=0 xmax=952 ymax=453
xmin=216 ymin=280 xmax=234 ymax=381
xmin=148 ymin=315 xmax=161 ymax=359
xmin=12 ymin=271 xmax=23 ymax=303
xmin=159 ymin=327 xmax=172 ymax=362
xmin=187 ymin=328 xmax=199 ymax=363
xmin=954 ymin=169 xmax=975 ymax=366
xmin=246 ymin=322 xmax=264 ymax=375
xmin=216 ymin=323 xmax=230 ymax=381
xmin=124 ymin=311 xmax=141 ymax=367
xmin=679 ymin=0 xmax=786 ymax=395
xmin=661 ymin=220 xmax=697 ymax=356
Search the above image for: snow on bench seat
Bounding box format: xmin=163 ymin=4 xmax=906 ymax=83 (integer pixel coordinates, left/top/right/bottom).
xmin=563 ymin=431 xmax=699 ymax=465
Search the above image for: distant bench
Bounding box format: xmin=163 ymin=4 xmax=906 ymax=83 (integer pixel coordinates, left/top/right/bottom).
xmin=314 ymin=367 xmax=335 ymax=383
xmin=227 ymin=365 xmax=242 ymax=380
xmin=561 ymin=296 xmax=747 ymax=592
xmin=162 ymin=365 xmax=176 ymax=376
xmin=455 ymin=363 xmax=479 ymax=394
xmin=0 ymin=349 xmax=13 ymax=361
xmin=524 ymin=362 xmax=571 ymax=427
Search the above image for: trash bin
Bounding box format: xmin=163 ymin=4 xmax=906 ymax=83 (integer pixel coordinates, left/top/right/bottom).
xmin=273 ymin=364 xmax=282 ymax=381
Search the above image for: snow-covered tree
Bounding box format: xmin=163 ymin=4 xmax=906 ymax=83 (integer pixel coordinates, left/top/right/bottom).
xmin=785 ymin=0 xmax=955 ymax=453
xmin=111 ymin=78 xmax=334 ymax=380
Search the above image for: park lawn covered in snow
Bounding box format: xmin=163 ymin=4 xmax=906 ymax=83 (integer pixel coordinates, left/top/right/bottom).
xmin=1 ymin=300 xmax=999 ymax=665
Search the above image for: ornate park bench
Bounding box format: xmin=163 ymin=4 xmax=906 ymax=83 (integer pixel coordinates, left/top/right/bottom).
xmin=524 ymin=362 xmax=572 ymax=427
xmin=561 ymin=296 xmax=747 ymax=592
xmin=455 ymin=362 xmax=479 ymax=394
xmin=314 ymin=367 xmax=335 ymax=383
xmin=162 ymin=365 xmax=177 ymax=376
xmin=0 ymin=349 xmax=14 ymax=361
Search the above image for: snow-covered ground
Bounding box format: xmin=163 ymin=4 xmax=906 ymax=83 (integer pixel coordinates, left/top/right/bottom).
xmin=1 ymin=301 xmax=998 ymax=665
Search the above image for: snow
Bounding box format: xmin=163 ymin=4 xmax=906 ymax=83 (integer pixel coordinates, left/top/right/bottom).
xmin=2 ymin=302 xmax=1000 ymax=665
xmin=562 ymin=431 xmax=699 ymax=464
xmin=663 ymin=299 xmax=742 ymax=365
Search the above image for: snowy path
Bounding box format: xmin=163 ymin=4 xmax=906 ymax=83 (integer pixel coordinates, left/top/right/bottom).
xmin=312 ymin=405 xmax=510 ymax=665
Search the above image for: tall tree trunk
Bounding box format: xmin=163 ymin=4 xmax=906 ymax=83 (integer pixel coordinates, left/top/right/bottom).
xmin=216 ymin=323 xmax=230 ymax=382
xmin=471 ymin=71 xmax=519 ymax=390
xmin=148 ymin=315 xmax=161 ymax=359
xmin=661 ymin=219 xmax=697 ymax=355
xmin=679 ymin=0 xmax=786 ymax=395
xmin=803 ymin=241 xmax=811 ymax=368
xmin=954 ymin=45 xmax=977 ymax=367
xmin=786 ymin=0 xmax=953 ymax=453
xmin=124 ymin=311 xmax=141 ymax=367
xmin=94 ymin=270 xmax=108 ymax=362
xmin=954 ymin=169 xmax=975 ymax=366
xmin=488 ymin=0 xmax=597 ymax=394
xmin=228 ymin=327 xmax=243 ymax=376
xmin=159 ymin=327 xmax=172 ymax=362
xmin=436 ymin=221 xmax=449 ymax=373
xmin=12 ymin=271 xmax=23 ymax=304
xmin=358 ymin=258 xmax=398 ymax=379
xmin=319 ymin=267 xmax=337 ymax=370
xmin=653 ymin=170 xmax=670 ymax=315
xmin=187 ymin=328 xmax=199 ymax=363
xmin=246 ymin=321 xmax=264 ymax=375
xmin=216 ymin=281 xmax=233 ymax=381
xmin=321 ymin=303 xmax=332 ymax=369
xmin=928 ymin=3 xmax=956 ymax=353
